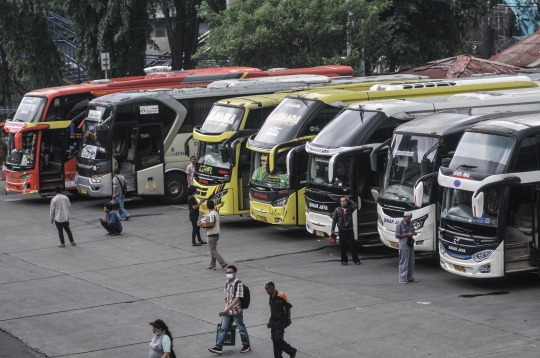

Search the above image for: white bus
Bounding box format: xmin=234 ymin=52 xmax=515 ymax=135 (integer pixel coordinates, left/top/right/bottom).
xmin=376 ymin=88 xmax=540 ymax=251
xmin=437 ymin=112 xmax=540 ymax=277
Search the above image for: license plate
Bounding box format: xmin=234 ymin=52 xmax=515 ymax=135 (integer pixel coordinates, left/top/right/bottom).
xmin=454 ymin=265 xmax=466 ymax=273
xmin=314 ymin=230 xmax=325 ymax=237
xmin=256 ymin=215 xmax=267 ymax=223
xmin=80 ymin=188 xmax=88 ymax=195
xmin=389 ymin=241 xmax=399 ymax=249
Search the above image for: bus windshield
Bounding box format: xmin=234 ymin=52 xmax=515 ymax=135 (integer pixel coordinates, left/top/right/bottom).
xmin=6 ymin=132 xmax=37 ymax=169
xmin=196 ymin=141 xmax=231 ymax=178
xmin=441 ymin=187 xmax=500 ymax=229
xmin=200 ymin=105 xmax=244 ymax=134
xmin=79 ymin=119 xmax=109 ymax=161
xmin=309 ymin=110 xmax=382 ymax=149
xmin=307 ymin=154 xmax=352 ymax=189
xmin=449 ymin=132 xmax=514 ymax=175
xmin=13 ymin=97 xmax=47 ymax=123
xmin=252 ymin=98 xmax=321 ymax=146
xmin=251 ymin=152 xmax=289 ymax=189
xmin=381 ymin=134 xmax=438 ymax=204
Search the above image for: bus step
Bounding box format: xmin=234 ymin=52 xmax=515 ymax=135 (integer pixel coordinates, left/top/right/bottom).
xmin=40 ymin=178 xmax=64 ymax=184
xmin=505 ymin=253 xmax=530 ymax=262
xmin=505 ymin=242 xmax=528 ymax=248
xmin=505 ymin=261 xmax=534 ymax=272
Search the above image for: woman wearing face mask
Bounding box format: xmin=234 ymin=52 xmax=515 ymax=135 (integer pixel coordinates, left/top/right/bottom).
xmin=149 ymin=319 xmax=175 ymax=358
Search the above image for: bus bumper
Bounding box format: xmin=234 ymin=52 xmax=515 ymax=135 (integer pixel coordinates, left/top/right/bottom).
xmin=305 ymin=209 xmax=333 ymax=237
xmin=76 ymin=174 xmax=113 ymax=197
xmin=6 ymin=171 xmax=38 ymax=194
xmin=377 ymin=204 xmax=436 ymax=252
xmin=249 ymin=199 xmax=294 ymax=225
xmin=439 ymin=242 xmax=504 ymax=278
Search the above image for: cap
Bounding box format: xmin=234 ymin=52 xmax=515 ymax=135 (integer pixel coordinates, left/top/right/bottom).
xmin=404 ymin=211 xmax=413 ymax=217
xmin=149 ymin=319 xmax=166 ymax=330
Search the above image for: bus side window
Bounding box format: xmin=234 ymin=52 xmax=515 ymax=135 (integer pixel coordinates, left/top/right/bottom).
xmin=512 ymin=136 xmax=539 ymax=173
xmin=300 ymin=105 xmax=342 ymax=137
xmin=243 ymin=107 xmax=275 ymax=130
xmin=45 ymin=94 xmax=93 ymax=121
xmin=367 ymin=117 xmax=403 ymax=143
xmin=440 ymin=133 xmax=462 ymax=165
xmin=116 ymin=104 xmax=138 ymax=123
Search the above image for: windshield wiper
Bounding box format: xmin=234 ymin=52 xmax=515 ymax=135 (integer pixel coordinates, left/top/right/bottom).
xmin=456 ymin=164 xmax=477 ymax=169
xmin=296 ymin=95 xmax=308 ymax=107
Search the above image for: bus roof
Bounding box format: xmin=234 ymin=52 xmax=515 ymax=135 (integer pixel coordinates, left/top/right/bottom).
xmin=394 ymin=113 xmax=504 ymax=137
xmin=465 ymin=112 xmax=540 ymax=139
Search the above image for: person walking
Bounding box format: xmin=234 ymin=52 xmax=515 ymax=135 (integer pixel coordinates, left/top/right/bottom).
xmin=149 ymin=319 xmax=175 ymax=358
xmin=264 ymin=281 xmax=297 ymax=358
xmin=208 ymin=265 xmax=251 ymax=354
xmin=204 ymin=200 xmax=228 ymax=271
xmin=50 ymin=186 xmax=76 ymax=248
xmin=395 ymin=211 xmax=418 ymax=284
xmin=187 ymin=185 xmax=206 ymax=246
xmin=186 ymin=155 xmax=196 ymax=185
xmin=112 ymin=167 xmax=131 ymax=221
xmin=331 ymin=196 xmax=360 ymax=266
xmin=99 ymin=202 xmax=123 ymax=236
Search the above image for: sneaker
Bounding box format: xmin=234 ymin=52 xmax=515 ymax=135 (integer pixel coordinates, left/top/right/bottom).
xmin=58 ymin=244 xmax=65 ymax=248
xmin=208 ymin=347 xmax=222 ymax=354
xmin=221 ymin=264 xmax=228 ymax=271
xmin=124 ymin=216 xmax=131 ymax=221
xmin=207 ymin=267 xmax=216 ymax=270
xmin=71 ymin=242 xmax=77 ymax=246
xmin=240 ymin=346 xmax=251 ymax=353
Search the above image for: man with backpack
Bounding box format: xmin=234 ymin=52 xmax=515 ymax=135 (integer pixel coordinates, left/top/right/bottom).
xmin=112 ymin=167 xmax=131 ymax=221
xmin=208 ymin=264 xmax=251 ymax=354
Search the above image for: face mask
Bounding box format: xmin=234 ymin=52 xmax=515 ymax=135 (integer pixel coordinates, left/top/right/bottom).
xmin=226 ymin=273 xmax=234 ymax=280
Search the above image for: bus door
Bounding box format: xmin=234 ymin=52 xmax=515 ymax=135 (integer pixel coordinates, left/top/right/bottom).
xmin=238 ymin=142 xmax=252 ymax=210
xmin=39 ymin=129 xmax=68 ymax=194
xmin=288 ymin=145 xmax=309 ymax=225
xmin=355 ymin=151 xmax=384 ymax=242
xmin=135 ymin=124 xmax=165 ymax=196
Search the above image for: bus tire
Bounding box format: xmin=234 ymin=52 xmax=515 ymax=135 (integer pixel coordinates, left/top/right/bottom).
xmin=162 ymin=172 xmax=188 ymax=205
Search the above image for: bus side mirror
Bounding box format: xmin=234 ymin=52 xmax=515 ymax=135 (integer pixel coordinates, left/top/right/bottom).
xmin=220 ymin=146 xmax=229 ymax=163
xmin=371 ymin=188 xmax=379 ymax=202
xmin=421 ymin=158 xmax=429 ymax=176
xmin=472 ymin=192 xmax=484 ymax=219
xmin=414 ymin=181 xmax=424 ymax=208
xmin=14 ymin=132 xmax=23 ymax=151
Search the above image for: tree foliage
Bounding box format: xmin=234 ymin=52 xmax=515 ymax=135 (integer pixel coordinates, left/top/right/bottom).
xmin=60 ymin=0 xmax=156 ymax=79
xmin=383 ymin=0 xmax=488 ymax=71
xmin=0 ymin=0 xmax=63 ymax=103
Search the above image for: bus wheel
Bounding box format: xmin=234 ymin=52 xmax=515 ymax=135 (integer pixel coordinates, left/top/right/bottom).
xmin=162 ymin=172 xmax=188 ymax=205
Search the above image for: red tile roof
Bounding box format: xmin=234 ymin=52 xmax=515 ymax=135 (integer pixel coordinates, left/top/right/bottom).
xmin=400 ymin=55 xmax=518 ymax=78
xmin=490 ymin=29 xmax=540 ymax=68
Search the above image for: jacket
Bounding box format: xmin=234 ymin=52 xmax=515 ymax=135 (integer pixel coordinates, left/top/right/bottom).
xmin=331 ymin=200 xmax=358 ymax=231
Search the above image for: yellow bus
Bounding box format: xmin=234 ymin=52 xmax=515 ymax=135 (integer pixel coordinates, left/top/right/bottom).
xmin=245 ymin=76 xmax=537 ymax=226
xmin=189 ymin=75 xmax=430 ymax=214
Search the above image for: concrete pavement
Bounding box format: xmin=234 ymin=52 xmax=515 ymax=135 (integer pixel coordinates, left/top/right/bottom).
xmin=1 ymin=183 xmax=540 ymax=357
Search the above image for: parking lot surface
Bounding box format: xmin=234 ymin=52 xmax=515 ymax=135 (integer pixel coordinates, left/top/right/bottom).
xmin=1 ymin=182 xmax=540 ymax=357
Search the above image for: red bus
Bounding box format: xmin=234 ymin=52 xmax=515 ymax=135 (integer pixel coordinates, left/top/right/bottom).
xmin=3 ymin=65 xmax=353 ymax=195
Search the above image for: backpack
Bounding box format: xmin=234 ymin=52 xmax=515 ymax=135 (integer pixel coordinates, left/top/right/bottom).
xmin=232 ymin=281 xmax=251 ymax=309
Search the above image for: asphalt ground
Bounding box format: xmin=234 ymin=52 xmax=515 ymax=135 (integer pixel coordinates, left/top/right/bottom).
xmin=1 ymin=180 xmax=540 ymax=358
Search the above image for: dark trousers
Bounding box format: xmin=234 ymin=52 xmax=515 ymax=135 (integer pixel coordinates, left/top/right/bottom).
xmin=101 ymin=221 xmax=122 ymax=234
xmin=271 ymin=328 xmax=296 ymax=358
xmin=189 ymin=215 xmax=202 ymax=244
xmin=339 ymin=228 xmax=359 ymax=263
xmin=55 ymin=221 xmax=74 ymax=244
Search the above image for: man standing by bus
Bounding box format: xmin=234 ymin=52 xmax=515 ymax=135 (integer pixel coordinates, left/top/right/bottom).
xmin=395 ymin=211 xmax=418 ymax=284
xmin=331 ymin=196 xmax=360 ymax=266
xmin=186 ymin=155 xmax=196 ymax=185
xmin=50 ymin=186 xmax=76 ymax=248
xmin=112 ymin=167 xmax=130 ymax=221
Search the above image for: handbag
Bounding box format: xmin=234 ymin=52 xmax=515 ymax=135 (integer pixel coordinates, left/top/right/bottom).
xmin=118 ymin=176 xmax=127 ymax=195
xmin=328 ymin=234 xmax=336 ymax=245
xmin=407 ymin=236 xmax=415 ymax=247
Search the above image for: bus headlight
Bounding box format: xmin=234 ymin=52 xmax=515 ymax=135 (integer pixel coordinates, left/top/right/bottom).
xmin=412 ymin=215 xmax=428 ymax=230
xmin=90 ymin=172 xmax=108 ymax=184
xmin=439 ymin=242 xmax=446 ymax=255
xmin=20 ymin=174 xmax=32 ymax=181
xmin=272 ymin=197 xmax=288 ymax=207
xmin=472 ymin=250 xmax=494 ymax=263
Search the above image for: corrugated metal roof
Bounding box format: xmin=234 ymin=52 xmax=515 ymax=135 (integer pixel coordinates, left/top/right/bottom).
xmin=400 ymin=55 xmax=518 ymax=79
xmin=490 ymin=29 xmax=540 ymax=68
